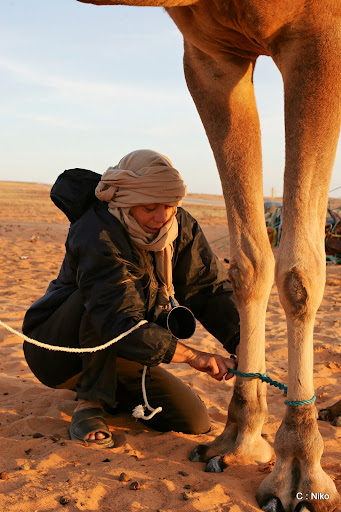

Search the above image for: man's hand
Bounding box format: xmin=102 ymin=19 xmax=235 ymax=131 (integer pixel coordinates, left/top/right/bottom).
xmin=170 ymin=341 xmax=237 ymax=381
xmin=187 ymin=350 xmax=236 ymax=381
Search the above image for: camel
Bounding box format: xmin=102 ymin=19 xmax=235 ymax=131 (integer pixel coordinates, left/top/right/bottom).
xmin=76 ymin=1 xmax=341 ymax=510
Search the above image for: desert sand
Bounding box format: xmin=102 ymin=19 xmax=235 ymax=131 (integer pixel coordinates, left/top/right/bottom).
xmin=0 ymin=181 xmax=340 ymax=512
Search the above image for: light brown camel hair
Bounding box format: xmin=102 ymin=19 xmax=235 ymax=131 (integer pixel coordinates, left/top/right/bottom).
xmin=77 ymin=1 xmax=341 ymax=510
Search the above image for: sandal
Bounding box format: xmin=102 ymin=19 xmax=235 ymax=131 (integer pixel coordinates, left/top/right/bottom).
xmin=69 ymin=407 xmax=114 ymax=447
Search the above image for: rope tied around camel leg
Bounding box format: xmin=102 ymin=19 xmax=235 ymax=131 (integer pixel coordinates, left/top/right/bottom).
xmin=228 ymin=368 xmax=288 ymax=394
xmin=0 ymin=319 xmax=315 ymax=412
xmin=228 ymin=357 xmax=316 ymax=407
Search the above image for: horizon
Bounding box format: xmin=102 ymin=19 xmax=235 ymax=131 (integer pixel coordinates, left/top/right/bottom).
xmin=1 ymin=179 xmax=340 ymax=205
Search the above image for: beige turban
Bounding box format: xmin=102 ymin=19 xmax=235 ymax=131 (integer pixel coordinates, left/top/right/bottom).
xmin=95 ymin=149 xmax=187 ymax=317
xmin=95 ymin=149 xmax=186 ymax=207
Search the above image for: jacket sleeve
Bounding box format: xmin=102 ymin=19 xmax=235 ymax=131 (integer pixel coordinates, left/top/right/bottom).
xmin=173 ymin=209 xmax=240 ymax=355
xmin=69 ymin=207 xmax=177 ymax=366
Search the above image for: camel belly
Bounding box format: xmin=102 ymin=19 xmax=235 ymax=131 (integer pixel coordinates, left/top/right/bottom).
xmin=166 ymin=0 xmax=329 ymax=60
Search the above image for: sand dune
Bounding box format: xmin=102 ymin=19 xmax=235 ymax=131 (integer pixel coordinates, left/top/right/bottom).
xmin=0 ymin=182 xmax=340 ymax=512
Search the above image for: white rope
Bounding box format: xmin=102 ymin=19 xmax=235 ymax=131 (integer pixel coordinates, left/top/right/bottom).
xmin=0 ymin=318 xmax=162 ymax=421
xmin=0 ymin=319 xmax=147 ymax=353
xmin=132 ymin=366 xmax=163 ymax=420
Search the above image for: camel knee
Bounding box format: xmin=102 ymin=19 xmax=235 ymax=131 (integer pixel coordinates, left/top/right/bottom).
xmin=276 ymin=263 xmax=325 ymax=320
xmin=228 ymin=250 xmax=275 ymax=305
xmin=280 ymin=267 xmax=309 ymax=318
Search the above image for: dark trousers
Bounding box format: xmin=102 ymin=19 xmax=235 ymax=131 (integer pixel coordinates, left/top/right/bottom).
xmin=24 ymin=291 xmax=210 ymax=434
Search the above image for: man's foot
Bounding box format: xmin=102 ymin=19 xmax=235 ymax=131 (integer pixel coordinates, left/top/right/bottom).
xmin=74 ymin=400 xmax=108 ymax=441
xmin=70 ymin=400 xmax=114 ymax=447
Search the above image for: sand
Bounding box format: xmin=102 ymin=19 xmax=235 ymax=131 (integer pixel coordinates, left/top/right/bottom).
xmin=0 ymin=181 xmax=340 ymax=512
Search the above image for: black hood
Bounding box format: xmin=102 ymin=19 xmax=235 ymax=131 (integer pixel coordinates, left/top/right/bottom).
xmin=50 ymin=168 xmax=102 ymax=223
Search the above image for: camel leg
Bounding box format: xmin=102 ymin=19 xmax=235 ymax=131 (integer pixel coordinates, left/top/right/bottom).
xmin=257 ymin=34 xmax=341 ymax=512
xmin=184 ymin=43 xmax=274 ymax=467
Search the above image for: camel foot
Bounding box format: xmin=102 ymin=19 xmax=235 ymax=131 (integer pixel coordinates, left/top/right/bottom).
xmin=189 ymin=443 xmax=209 ymax=463
xmin=189 ymin=445 xmax=224 ymax=469
xmin=189 ymin=422 xmax=273 ymax=470
xmin=190 ymin=383 xmax=273 ymax=470
xmin=258 ymin=468 xmax=339 ymax=512
xmin=257 ymin=405 xmax=340 ymax=512
xmin=204 ymin=455 xmax=226 ymax=473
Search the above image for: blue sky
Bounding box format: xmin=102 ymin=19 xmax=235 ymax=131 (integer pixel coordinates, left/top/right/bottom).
xmin=1 ymin=0 xmax=340 ymax=197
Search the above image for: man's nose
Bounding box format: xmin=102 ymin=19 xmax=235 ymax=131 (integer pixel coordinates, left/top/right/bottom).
xmin=154 ymin=207 xmax=167 ymax=224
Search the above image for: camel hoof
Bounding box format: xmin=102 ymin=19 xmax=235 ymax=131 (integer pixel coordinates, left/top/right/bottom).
xmin=189 ymin=444 xmax=208 ymax=462
xmin=261 ymin=497 xmax=284 ymax=511
xmin=332 ymin=416 xmax=341 ymax=427
xmin=261 ymin=497 xmax=315 ymax=512
xmin=204 ymin=455 xmax=225 ymax=473
xmin=261 ymin=498 xmax=284 ymax=512
xmin=294 ymin=502 xmax=314 ymax=511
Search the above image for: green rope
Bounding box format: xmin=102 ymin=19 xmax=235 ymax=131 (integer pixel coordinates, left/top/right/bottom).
xmin=228 ymin=369 xmax=288 ymax=394
xmin=284 ymin=395 xmax=316 ymax=406
xmin=228 ymin=357 xmax=316 ymax=407
xmin=210 ymin=234 xmax=229 ymax=244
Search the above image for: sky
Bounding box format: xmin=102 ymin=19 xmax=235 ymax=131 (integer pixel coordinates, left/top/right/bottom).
xmin=1 ymin=0 xmax=340 ymax=197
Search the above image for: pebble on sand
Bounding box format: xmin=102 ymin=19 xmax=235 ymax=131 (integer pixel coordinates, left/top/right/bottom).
xmin=32 ymin=433 xmax=44 ymax=439
xmin=119 ymin=472 xmax=130 ymax=482
xmin=129 ymin=481 xmax=140 ymax=490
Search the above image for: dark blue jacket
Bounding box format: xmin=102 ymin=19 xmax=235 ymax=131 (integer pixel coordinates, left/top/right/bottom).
xmin=23 ymin=169 xmax=240 ymax=366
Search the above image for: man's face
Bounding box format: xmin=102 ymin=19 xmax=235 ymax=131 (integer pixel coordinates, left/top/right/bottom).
xmin=130 ymin=204 xmax=176 ymax=235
